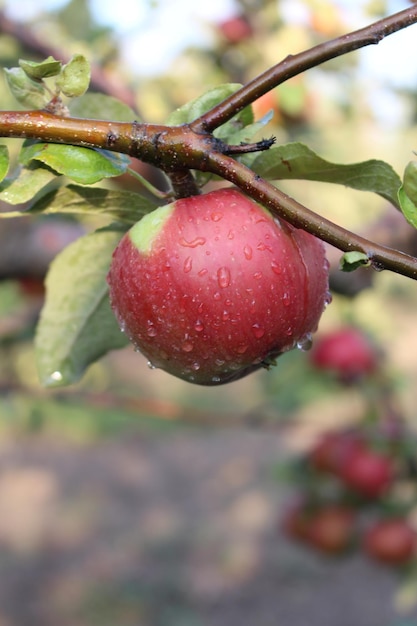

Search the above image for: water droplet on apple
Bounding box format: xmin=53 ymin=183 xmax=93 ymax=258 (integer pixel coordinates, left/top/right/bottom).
xmin=243 ymin=245 xmax=253 ymax=260
xmin=253 ymin=271 xmax=263 ymax=280
xmin=213 ymin=292 xmax=221 ymax=301
xmin=181 ymin=341 xmax=194 ymax=352
xmin=227 ymin=230 xmax=235 ymax=240
xmin=324 ymin=291 xmax=332 ymax=308
xmin=249 ymin=206 xmax=268 ymax=223
xmin=192 ymin=362 xmax=201 ymax=371
xmin=257 ymin=242 xmax=273 ymax=252
xmin=211 ymin=212 xmax=223 ymax=222
xmin=194 ymin=320 xmax=204 ymax=332
xmin=252 ymin=323 xmax=265 ymax=339
xmin=179 ymin=236 xmax=206 ymax=248
xmin=270 ymin=260 xmax=281 ymax=275
xmin=222 ymin=310 xmax=230 ymax=321
xmin=215 ymin=358 xmax=225 ymax=366
xmin=198 ymin=268 xmax=208 ymax=277
xmin=217 ymin=267 xmax=231 ymax=288
xmin=146 ymin=324 xmax=157 ymax=337
xmin=282 ymin=292 xmax=291 ymax=306
xmin=236 ymin=344 xmax=248 ymax=354
xmin=212 ymin=376 xmax=221 ymax=383
xmin=183 ymin=256 xmax=193 ymax=273
xmin=297 ymin=333 xmax=313 ymax=351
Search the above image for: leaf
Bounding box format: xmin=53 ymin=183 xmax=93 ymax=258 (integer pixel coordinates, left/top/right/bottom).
xmin=0 ymin=145 xmax=9 ymax=183
xmin=339 ymin=251 xmax=370 ymax=272
xmin=4 ymin=67 xmax=49 ymax=109
xmin=69 ymin=93 xmax=137 ymax=122
xmin=35 ymin=228 xmax=130 ymax=387
xmin=168 ymin=84 xmax=267 ymax=188
xmin=56 ymin=54 xmax=91 ymax=98
xmin=403 ymin=161 xmax=417 ymax=205
xmin=19 ymin=56 xmax=62 ymax=80
xmin=250 ymin=142 xmax=402 ymax=207
xmin=0 ymin=165 xmax=57 ymax=205
xmin=20 ymin=142 xmax=130 ymax=184
xmin=398 ymin=186 xmax=417 ymax=229
xmin=27 ymin=184 xmax=160 ymax=223
xmin=167 ymin=83 xmax=254 ymax=141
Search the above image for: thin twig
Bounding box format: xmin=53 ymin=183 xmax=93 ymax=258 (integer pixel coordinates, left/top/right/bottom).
xmin=192 ymin=5 xmax=417 ymax=133
xmin=206 ymin=151 xmax=417 ymax=280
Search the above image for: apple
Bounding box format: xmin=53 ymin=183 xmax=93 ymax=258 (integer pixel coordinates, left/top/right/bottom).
xmin=218 ymin=15 xmax=253 ymax=44
xmin=307 ymin=505 xmax=356 ymax=555
xmin=339 ymin=447 xmax=394 ymax=499
xmin=363 ymin=518 xmax=416 ymax=566
xmin=282 ymin=501 xmax=356 ymax=555
xmin=309 ymin=429 xmax=365 ymax=474
xmin=107 ymin=188 xmax=329 ymax=385
xmin=310 ymin=327 xmax=378 ymax=382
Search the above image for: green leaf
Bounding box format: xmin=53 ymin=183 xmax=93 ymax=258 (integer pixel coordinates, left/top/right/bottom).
xmin=339 ymin=251 xmax=370 ymax=272
xmin=19 ymin=56 xmax=62 ymax=80
xmin=0 ymin=145 xmax=9 ymax=183
xmin=168 ymin=84 xmax=263 ymax=188
xmin=0 ymin=165 xmax=57 ymax=205
xmin=69 ymin=93 xmax=137 ymax=122
xmin=20 ymin=142 xmax=130 ymax=184
xmin=28 ymin=184 xmax=160 ymax=223
xmin=4 ymin=67 xmax=49 ymax=109
xmin=35 ymin=228 xmax=129 ymax=387
xmin=56 ymin=54 xmax=91 ymax=98
xmin=398 ymin=185 xmax=417 ymax=229
xmin=167 ymin=83 xmax=254 ymax=141
xmin=250 ymin=142 xmax=402 ymax=207
xmin=403 ymin=161 xmax=417 ymax=206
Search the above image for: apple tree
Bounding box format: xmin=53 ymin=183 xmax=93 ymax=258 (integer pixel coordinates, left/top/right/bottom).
xmin=1 ymin=1 xmax=417 ymax=606
xmin=0 ymin=4 xmax=416 ymax=391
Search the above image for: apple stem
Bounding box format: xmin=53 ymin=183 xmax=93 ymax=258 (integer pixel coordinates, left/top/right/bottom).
xmin=167 ymin=169 xmax=201 ymax=199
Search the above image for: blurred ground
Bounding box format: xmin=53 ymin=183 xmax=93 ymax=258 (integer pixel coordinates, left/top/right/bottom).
xmin=0 ymin=419 xmax=416 ymax=626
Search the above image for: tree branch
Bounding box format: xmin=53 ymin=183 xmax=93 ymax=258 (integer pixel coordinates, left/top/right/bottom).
xmin=192 ymin=5 xmax=417 ymax=133
xmin=205 ymin=151 xmax=417 ymax=280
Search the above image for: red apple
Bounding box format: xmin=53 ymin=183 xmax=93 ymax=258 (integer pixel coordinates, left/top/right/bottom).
xmin=309 ymin=430 xmax=365 ymax=474
xmin=307 ymin=505 xmax=356 ymax=555
xmin=107 ymin=188 xmax=329 ymax=385
xmin=339 ymin=447 xmax=394 ymax=499
xmin=363 ymin=518 xmax=416 ymax=566
xmin=218 ymin=15 xmax=253 ymax=44
xmin=310 ymin=327 xmax=378 ymax=381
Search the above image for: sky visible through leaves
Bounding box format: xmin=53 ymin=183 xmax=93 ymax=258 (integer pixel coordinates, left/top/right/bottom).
xmin=2 ymin=0 xmax=417 ymax=127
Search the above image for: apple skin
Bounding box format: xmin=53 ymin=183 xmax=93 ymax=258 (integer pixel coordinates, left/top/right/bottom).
xmin=339 ymin=447 xmax=394 ymax=499
xmin=107 ymin=188 xmax=329 ymax=385
xmin=310 ymin=327 xmax=378 ymax=382
xmin=363 ymin=518 xmax=416 ymax=566
xmin=307 ymin=505 xmax=356 ymax=555
xmin=309 ymin=430 xmax=365 ymax=474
